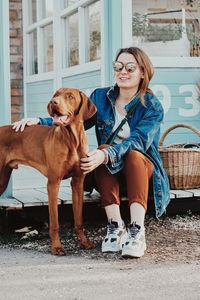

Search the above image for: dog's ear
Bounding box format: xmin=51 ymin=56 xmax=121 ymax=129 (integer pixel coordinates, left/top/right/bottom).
xmin=78 ymin=91 xmax=97 ymax=120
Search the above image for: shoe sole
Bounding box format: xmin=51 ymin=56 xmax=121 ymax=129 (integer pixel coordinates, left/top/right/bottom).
xmin=122 ymin=244 xmax=146 ymax=258
xmin=122 ymin=249 xmax=144 ymax=258
xmin=102 ymin=231 xmax=128 ymax=253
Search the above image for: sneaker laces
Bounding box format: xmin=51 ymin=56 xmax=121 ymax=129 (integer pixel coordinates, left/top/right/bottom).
xmin=128 ymin=222 xmax=141 ymax=239
xmin=107 ymin=222 xmax=118 ymax=235
xmin=106 ymin=219 xmax=122 ymax=235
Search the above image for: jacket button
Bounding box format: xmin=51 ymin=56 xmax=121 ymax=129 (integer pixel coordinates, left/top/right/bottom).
xmin=157 ymin=173 xmax=160 ymax=178
xmin=157 ymin=192 xmax=161 ymax=197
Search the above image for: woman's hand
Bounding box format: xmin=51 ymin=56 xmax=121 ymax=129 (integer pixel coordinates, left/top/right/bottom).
xmin=80 ymin=149 xmax=106 ymax=174
xmin=12 ymin=118 xmax=40 ymax=132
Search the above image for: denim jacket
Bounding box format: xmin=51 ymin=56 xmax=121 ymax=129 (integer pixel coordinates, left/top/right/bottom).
xmin=39 ymin=85 xmax=170 ymax=218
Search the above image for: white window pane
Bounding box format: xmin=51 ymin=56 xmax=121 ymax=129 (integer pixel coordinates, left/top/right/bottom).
xmin=29 ymin=0 xmax=37 ymax=24
xmin=64 ymin=12 xmax=79 ymax=67
xmin=63 ymin=0 xmax=79 ymax=9
xmin=89 ymin=1 xmax=101 ymax=62
xmin=41 ymin=0 xmax=53 ymax=19
xmin=43 ymin=23 xmax=54 ymax=72
xmin=29 ymin=30 xmax=38 ymax=75
xmin=132 ymin=0 xmax=200 ymax=57
xmin=69 ymin=13 xmax=79 ymax=66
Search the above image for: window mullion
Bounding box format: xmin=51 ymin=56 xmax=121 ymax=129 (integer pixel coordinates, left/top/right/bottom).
xmin=36 ymin=0 xmax=40 ymax=22
xmin=37 ymin=26 xmax=43 ymax=73
xmin=85 ymin=6 xmax=89 ymax=63
xmin=66 ymin=17 xmax=70 ymax=67
xmin=53 ymin=0 xmax=62 ymax=90
xmin=78 ymin=6 xmax=86 ymax=64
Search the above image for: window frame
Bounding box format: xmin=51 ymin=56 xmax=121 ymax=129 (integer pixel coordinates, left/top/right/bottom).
xmin=23 ymin=0 xmax=102 ymax=86
xmin=122 ymin=0 xmax=200 ymax=68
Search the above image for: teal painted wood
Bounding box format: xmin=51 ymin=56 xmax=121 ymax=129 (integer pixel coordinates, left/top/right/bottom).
xmin=62 ymin=70 xmax=100 ymax=90
xmin=0 ymin=0 xmax=11 ymax=126
xmin=26 ymin=80 xmax=54 ymax=117
xmin=152 ymin=68 xmax=200 ymax=84
xmin=0 ymin=0 xmax=12 ymax=198
xmin=103 ymin=0 xmax=122 ymax=86
xmin=150 ymin=68 xmax=200 ymax=146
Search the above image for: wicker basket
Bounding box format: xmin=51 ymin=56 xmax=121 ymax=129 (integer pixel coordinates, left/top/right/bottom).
xmin=158 ymin=124 xmax=200 ymax=189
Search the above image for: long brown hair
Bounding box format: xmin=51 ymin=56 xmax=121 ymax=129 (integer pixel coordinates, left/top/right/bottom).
xmin=115 ymin=47 xmax=154 ymax=106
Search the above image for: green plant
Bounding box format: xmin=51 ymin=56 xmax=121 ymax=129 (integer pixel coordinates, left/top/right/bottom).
xmin=132 ymin=12 xmax=200 ymax=46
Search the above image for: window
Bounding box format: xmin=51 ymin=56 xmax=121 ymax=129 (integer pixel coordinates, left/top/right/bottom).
xmin=43 ymin=23 xmax=53 ymax=72
xmin=40 ymin=0 xmax=53 ymax=19
xmin=131 ymin=0 xmax=200 ymax=57
xmin=24 ymin=0 xmax=101 ymax=77
xmin=63 ymin=12 xmax=79 ymax=67
xmin=28 ymin=0 xmax=37 ymax=25
xmin=26 ymin=0 xmax=54 ymax=75
xmin=88 ymin=1 xmax=101 ymax=61
xmin=61 ymin=0 xmax=101 ymax=68
xmin=28 ymin=29 xmax=38 ymax=74
xmin=63 ymin=0 xmax=79 ymax=8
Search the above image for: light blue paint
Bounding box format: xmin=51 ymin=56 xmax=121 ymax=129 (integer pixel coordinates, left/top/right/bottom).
xmin=26 ymin=80 xmax=54 ymax=117
xmin=150 ymin=68 xmax=200 ymax=146
xmin=0 ymin=0 xmax=12 ymax=198
xmin=62 ymin=70 xmax=101 ymax=90
xmin=103 ymin=0 xmax=122 ymax=86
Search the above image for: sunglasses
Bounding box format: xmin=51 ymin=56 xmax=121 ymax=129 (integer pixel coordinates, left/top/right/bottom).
xmin=112 ymin=61 xmax=136 ymax=73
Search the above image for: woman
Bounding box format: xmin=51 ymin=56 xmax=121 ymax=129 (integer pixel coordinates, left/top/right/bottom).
xmin=13 ymin=47 xmax=170 ymax=258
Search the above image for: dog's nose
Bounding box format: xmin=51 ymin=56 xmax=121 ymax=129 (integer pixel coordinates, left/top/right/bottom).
xmin=51 ymin=98 xmax=59 ymax=105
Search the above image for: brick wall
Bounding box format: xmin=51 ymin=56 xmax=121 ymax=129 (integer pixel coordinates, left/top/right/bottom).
xmin=9 ymin=0 xmax=24 ymax=122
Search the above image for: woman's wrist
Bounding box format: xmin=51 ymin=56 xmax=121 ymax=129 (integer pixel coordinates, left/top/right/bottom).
xmin=101 ymin=149 xmax=109 ymax=164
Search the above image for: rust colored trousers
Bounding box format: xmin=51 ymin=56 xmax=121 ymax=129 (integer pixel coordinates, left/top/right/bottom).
xmin=95 ymin=145 xmax=154 ymax=212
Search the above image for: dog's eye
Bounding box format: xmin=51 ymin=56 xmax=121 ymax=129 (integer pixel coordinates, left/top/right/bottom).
xmin=68 ymin=95 xmax=74 ymax=100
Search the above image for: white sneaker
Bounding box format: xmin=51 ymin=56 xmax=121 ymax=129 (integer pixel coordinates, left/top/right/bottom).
xmin=102 ymin=219 xmax=127 ymax=253
xmin=122 ymin=222 xmax=146 ymax=258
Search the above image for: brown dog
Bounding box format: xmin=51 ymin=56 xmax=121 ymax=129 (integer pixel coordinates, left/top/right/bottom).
xmin=0 ymin=88 xmax=97 ymax=255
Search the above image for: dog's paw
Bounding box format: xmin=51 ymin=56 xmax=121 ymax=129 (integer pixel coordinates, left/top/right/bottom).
xmin=80 ymin=240 xmax=96 ymax=249
xmin=51 ymin=245 xmax=66 ymax=256
xmin=88 ymin=241 xmax=96 ymax=248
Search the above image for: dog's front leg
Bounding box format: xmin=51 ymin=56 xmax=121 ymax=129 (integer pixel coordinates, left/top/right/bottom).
xmin=47 ymin=180 xmax=66 ymax=255
xmin=71 ymin=176 xmax=95 ymax=249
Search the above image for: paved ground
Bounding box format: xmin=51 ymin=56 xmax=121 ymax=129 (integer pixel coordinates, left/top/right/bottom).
xmin=0 ymin=166 xmax=198 ymax=299
xmin=1 ymin=214 xmax=200 ymax=300
xmin=0 ymin=248 xmax=199 ymax=300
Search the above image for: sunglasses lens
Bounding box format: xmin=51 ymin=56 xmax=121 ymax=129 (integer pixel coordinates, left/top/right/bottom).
xmin=113 ymin=62 xmax=136 ymax=73
xmin=113 ymin=62 xmax=123 ymax=72
xmin=126 ymin=63 xmax=136 ymax=72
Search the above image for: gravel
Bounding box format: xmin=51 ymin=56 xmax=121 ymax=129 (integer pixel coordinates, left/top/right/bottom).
xmin=0 ymin=213 xmax=199 ymax=263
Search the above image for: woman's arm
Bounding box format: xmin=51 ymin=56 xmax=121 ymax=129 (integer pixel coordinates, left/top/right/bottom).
xmin=12 ymin=117 xmax=40 ymax=132
xmin=39 ymin=117 xmax=53 ymax=126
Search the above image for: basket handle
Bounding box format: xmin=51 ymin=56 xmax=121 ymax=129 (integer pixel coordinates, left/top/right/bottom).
xmin=159 ymin=123 xmax=200 ymax=147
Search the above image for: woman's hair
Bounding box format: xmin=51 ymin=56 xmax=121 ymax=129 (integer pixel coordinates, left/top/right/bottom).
xmin=115 ymin=47 xmax=154 ymax=106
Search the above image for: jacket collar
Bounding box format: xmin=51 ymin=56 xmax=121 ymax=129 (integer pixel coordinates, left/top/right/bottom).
xmin=106 ymin=84 xmax=140 ymax=112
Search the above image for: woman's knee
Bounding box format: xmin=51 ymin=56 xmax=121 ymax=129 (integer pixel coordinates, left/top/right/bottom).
xmin=124 ymin=150 xmax=153 ymax=178
xmin=124 ymin=150 xmax=144 ymax=166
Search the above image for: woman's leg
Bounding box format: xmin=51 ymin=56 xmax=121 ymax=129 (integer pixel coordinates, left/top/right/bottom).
xmin=124 ymin=150 xmax=153 ymax=226
xmin=95 ymin=144 xmax=122 ymax=222
xmin=95 ymin=148 xmax=127 ymax=252
xmin=122 ymin=150 xmax=153 ymax=258
xmin=95 ymin=163 xmax=122 ymax=222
